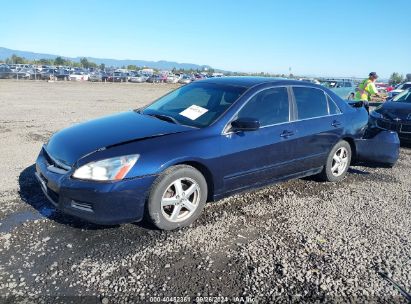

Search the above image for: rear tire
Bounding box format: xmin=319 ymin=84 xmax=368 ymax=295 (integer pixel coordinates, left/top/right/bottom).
xmin=319 ymin=140 xmax=351 ymax=182
xmin=146 ymin=165 xmax=207 ymax=230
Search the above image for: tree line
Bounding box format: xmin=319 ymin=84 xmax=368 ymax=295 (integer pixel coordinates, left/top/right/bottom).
xmin=389 ymin=72 xmax=411 ymax=86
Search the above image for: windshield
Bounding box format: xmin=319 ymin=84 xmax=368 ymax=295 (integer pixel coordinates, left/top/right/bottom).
xmin=142 ymin=82 xmax=246 ymax=128
xmin=397 ymin=83 xmax=411 ymax=90
xmin=393 ymin=89 xmax=411 ymax=103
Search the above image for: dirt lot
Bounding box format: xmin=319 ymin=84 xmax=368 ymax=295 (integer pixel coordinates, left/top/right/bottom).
xmin=1 ymin=80 xmax=411 ymax=303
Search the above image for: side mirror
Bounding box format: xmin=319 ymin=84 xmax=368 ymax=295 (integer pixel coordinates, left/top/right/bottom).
xmin=347 ymin=100 xmax=364 ymax=108
xmin=231 ymin=118 xmax=260 ymax=131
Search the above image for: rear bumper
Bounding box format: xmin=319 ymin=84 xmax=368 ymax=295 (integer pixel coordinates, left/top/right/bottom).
xmin=355 ymin=129 xmax=400 ymax=165
xmin=35 ymin=150 xmax=157 ymax=225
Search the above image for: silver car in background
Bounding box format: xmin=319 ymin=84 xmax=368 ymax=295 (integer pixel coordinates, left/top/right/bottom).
xmin=129 ymin=74 xmax=148 ymax=83
xmin=178 ymin=75 xmax=192 ymax=84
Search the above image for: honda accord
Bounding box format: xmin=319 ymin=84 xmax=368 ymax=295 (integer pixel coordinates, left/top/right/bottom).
xmin=35 ymin=77 xmax=400 ymax=230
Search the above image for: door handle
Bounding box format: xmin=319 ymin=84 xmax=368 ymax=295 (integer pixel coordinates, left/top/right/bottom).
xmin=332 ymin=120 xmax=341 ymax=127
xmin=280 ymin=130 xmax=294 ymax=138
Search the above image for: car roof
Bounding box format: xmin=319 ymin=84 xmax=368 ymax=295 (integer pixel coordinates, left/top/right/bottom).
xmin=199 ymin=76 xmax=303 ymax=88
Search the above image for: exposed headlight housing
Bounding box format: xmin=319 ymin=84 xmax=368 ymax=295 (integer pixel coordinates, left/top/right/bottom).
xmin=72 ymin=154 xmax=140 ymax=181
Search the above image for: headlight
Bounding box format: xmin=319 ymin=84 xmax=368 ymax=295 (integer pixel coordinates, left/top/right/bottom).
xmin=72 ymin=154 xmax=139 ymax=181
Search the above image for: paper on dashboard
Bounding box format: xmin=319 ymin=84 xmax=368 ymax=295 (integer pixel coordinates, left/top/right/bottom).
xmin=179 ymin=105 xmax=209 ymax=120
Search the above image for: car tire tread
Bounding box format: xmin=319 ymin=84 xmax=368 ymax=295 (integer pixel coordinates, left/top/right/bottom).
xmin=145 ymin=165 xmax=207 ymax=230
xmin=318 ymin=140 xmax=352 ymax=182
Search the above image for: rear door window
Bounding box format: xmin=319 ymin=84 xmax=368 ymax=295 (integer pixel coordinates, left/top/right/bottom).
xmin=293 ymin=87 xmax=329 ymax=120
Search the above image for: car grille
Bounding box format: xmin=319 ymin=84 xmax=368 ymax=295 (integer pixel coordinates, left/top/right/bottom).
xmin=43 ymin=148 xmax=53 ymax=163
xmin=47 ymin=187 xmax=60 ymax=203
xmin=376 ymin=119 xmax=398 ymax=131
xmin=400 ymin=124 xmax=411 ymax=134
xmin=71 ymin=200 xmax=94 ymax=212
xmin=43 ymin=148 xmax=71 ymax=174
xmin=37 ymin=172 xmax=59 ymax=206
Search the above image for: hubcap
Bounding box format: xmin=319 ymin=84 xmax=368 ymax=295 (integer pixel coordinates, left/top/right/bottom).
xmin=161 ymin=177 xmax=200 ymax=223
xmin=331 ymin=147 xmax=349 ymax=177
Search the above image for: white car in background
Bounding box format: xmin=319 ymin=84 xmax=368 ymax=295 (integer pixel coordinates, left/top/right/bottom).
xmin=166 ymin=74 xmax=181 ymax=83
xmin=70 ymin=72 xmax=89 ymax=81
xmin=388 ymin=82 xmax=411 ymax=99
xmin=129 ymin=74 xmax=148 ymax=83
xmin=178 ymin=75 xmax=192 ymax=84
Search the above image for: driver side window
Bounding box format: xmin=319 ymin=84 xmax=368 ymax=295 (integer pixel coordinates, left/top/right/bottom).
xmin=237 ymin=87 xmax=290 ymax=126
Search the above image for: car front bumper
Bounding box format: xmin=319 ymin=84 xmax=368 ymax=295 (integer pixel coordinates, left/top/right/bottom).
xmin=369 ymin=116 xmax=411 ymax=142
xmin=35 ymin=149 xmax=157 ymax=225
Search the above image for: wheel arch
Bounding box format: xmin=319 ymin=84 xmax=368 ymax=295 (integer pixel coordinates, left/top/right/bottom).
xmin=341 ymin=136 xmax=357 ymax=161
xmin=173 ymin=160 xmax=215 ymax=202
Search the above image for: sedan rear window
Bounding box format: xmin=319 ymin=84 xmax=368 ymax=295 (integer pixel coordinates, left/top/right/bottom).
xmin=142 ymin=82 xmax=246 ymax=127
xmin=327 ymin=96 xmax=341 ymax=114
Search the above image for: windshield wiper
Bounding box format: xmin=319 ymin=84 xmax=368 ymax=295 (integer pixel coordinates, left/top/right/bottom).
xmin=146 ymin=113 xmax=180 ymax=125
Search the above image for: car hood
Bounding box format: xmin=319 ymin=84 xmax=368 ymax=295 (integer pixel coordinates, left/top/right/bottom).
xmin=46 ymin=111 xmax=192 ymax=166
xmin=378 ymin=102 xmax=411 ymax=120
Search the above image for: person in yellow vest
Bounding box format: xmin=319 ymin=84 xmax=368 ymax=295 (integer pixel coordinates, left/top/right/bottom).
xmin=355 ymin=72 xmax=380 ymax=113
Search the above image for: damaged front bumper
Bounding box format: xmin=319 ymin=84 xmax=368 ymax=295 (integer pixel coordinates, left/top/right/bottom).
xmin=35 ymin=148 xmax=157 ymax=225
xmin=369 ymin=115 xmax=411 ymax=143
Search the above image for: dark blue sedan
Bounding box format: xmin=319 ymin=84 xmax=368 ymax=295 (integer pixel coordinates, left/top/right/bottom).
xmin=35 ymin=77 xmax=400 ymax=230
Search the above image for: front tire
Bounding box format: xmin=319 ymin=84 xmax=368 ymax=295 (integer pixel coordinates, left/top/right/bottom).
xmin=319 ymin=140 xmax=351 ymax=182
xmin=146 ymin=165 xmax=207 ymax=230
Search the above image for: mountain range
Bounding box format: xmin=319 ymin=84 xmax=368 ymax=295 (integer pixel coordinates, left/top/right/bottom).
xmin=0 ymin=47 xmax=214 ymax=71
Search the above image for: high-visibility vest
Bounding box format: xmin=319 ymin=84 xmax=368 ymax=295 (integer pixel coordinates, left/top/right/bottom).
xmin=355 ymin=79 xmax=377 ymax=101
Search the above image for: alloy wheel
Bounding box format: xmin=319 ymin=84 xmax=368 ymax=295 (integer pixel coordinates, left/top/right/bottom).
xmin=331 ymin=147 xmax=349 ymax=177
xmin=161 ymin=177 xmax=200 ymax=223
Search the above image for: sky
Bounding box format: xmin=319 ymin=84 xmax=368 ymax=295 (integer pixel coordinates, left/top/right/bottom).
xmin=0 ymin=0 xmax=410 ymax=78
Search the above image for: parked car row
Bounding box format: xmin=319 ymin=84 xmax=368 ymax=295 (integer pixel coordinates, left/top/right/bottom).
xmin=0 ymin=63 xmax=223 ymax=84
xmin=319 ymin=79 xmax=356 ymax=100
xmin=0 ymin=64 xmax=83 ymax=80
xmin=87 ymin=70 xmax=215 ymax=84
xmin=311 ymin=78 xmax=405 ymax=101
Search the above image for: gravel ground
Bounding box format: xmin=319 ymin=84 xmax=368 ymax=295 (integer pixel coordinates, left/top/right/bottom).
xmin=0 ymin=80 xmax=410 ymax=303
